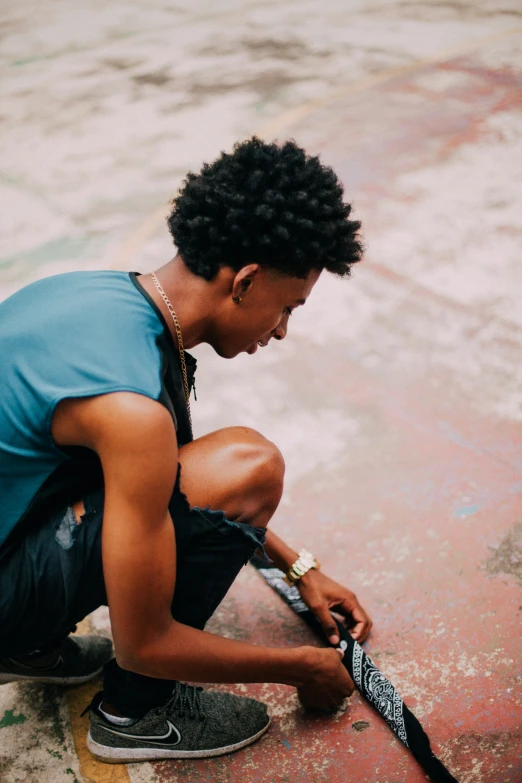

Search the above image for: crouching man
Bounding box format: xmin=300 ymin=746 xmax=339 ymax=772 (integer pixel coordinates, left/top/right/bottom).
xmin=0 ymin=137 xmax=371 ymax=763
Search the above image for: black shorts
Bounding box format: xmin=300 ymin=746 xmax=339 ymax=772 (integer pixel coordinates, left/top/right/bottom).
xmin=0 ymin=467 xmax=267 ymax=657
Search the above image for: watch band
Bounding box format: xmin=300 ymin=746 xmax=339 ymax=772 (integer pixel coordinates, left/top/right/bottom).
xmin=283 ymin=549 xmax=320 ymax=586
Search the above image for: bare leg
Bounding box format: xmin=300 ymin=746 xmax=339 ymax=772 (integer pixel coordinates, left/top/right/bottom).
xmin=177 ymin=426 xmax=284 ymax=527
xmin=72 ymin=425 xmax=284 ymax=526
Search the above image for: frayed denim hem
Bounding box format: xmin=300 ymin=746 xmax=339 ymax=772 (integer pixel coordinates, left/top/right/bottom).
xmin=172 ymin=463 xmax=271 ymax=563
xmin=192 ymin=505 xmax=270 ymax=563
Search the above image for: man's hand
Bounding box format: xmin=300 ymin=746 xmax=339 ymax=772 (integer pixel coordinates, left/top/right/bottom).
xmin=263 ymin=530 xmax=373 ymax=647
xmin=296 ymin=647 xmax=354 ymax=711
xmin=297 ymin=569 xmax=372 ymax=645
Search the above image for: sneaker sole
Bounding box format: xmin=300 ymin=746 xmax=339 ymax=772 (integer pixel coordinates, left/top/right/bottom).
xmin=86 ymin=717 xmax=271 ymax=763
xmin=0 ymin=667 xmax=104 ymax=686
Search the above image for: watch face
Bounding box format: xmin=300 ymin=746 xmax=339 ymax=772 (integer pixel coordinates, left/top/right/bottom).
xmin=285 ymin=550 xmax=319 ymax=586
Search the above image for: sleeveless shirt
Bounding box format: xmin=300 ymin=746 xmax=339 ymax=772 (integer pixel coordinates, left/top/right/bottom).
xmin=0 ymin=270 xmax=196 ymax=548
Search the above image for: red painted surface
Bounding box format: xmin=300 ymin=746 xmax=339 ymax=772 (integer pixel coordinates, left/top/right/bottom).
xmin=152 ymin=45 xmax=522 ymax=783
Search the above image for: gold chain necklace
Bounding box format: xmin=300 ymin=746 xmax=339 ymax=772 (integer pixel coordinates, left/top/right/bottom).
xmin=151 ymin=272 xmax=192 ymax=427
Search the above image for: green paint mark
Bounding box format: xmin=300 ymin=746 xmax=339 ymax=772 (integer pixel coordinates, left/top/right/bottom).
xmin=27 ymin=728 xmax=42 ymax=752
xmin=11 ymin=54 xmax=55 ymax=66
xmin=65 ymin=769 xmax=80 ymax=783
xmin=0 ymin=235 xmax=105 ymax=275
xmin=47 ymin=748 xmax=63 ymax=759
xmin=0 ymin=709 xmax=27 ymax=728
xmin=11 ymin=29 xmax=137 ymax=67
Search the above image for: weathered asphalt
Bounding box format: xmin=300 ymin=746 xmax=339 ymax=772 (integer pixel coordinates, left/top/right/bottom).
xmin=1 ymin=2 xmax=521 ymax=781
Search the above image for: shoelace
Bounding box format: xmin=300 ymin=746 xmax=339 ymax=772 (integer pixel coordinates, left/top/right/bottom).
xmin=166 ymin=683 xmax=206 ymax=722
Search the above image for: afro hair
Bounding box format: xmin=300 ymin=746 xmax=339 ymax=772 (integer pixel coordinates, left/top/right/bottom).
xmin=167 ymin=136 xmax=363 ymax=281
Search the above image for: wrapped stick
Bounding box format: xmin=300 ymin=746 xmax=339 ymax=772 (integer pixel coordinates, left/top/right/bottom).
xmin=252 ymin=560 xmax=458 ymax=783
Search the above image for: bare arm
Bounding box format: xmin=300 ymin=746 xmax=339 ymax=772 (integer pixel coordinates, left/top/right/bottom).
xmin=52 ymin=392 xmax=352 ymax=707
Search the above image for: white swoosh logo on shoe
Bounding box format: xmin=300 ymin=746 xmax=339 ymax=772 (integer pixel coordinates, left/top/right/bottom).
xmin=100 ymin=719 xmax=182 ymax=746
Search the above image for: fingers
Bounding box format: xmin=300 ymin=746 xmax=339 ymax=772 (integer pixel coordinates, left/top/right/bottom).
xmin=297 ymin=679 xmax=353 ymax=711
xmin=314 ymin=604 xmax=340 ymax=645
xmin=343 ymin=600 xmax=372 ymax=643
xmin=298 ymin=689 xmax=345 ymax=712
xmin=344 ymin=672 xmax=355 ymax=697
xmin=297 ymin=647 xmax=355 ymax=711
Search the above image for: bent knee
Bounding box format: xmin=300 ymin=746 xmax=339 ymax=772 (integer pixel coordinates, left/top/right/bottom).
xmin=224 ymin=430 xmax=285 ymax=524
xmin=216 ymin=426 xmax=277 ymax=450
xmin=181 ymin=426 xmax=285 ymax=527
xmin=216 ymin=427 xmax=284 ymax=475
xmin=230 ymin=433 xmax=284 ymax=484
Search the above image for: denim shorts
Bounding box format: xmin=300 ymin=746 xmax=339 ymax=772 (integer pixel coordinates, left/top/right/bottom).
xmin=0 ymin=466 xmax=267 ymax=657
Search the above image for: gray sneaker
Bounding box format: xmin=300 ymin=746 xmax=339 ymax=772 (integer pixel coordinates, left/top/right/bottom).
xmin=86 ymin=684 xmax=271 ymax=763
xmin=0 ymin=635 xmax=113 ymax=685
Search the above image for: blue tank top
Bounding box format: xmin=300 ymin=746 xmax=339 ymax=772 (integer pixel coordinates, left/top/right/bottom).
xmin=0 ymin=270 xmax=196 ymax=548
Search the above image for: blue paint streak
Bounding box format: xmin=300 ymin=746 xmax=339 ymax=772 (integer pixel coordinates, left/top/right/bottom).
xmin=437 ymin=420 xmax=484 ymax=457
xmin=282 ymin=737 xmax=291 ymax=750
xmin=454 ymin=504 xmax=479 ymax=518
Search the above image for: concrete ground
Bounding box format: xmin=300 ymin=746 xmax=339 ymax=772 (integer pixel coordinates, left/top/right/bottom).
xmin=1 ymin=1 xmax=521 ymax=781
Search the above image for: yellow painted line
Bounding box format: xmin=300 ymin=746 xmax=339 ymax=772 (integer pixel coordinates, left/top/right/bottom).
xmin=109 ymin=25 xmax=522 ymax=274
xmin=66 ymin=681 xmax=132 ymax=783
xmin=254 ymin=25 xmax=522 ymax=138
xmin=65 ymin=620 xmax=131 ymax=783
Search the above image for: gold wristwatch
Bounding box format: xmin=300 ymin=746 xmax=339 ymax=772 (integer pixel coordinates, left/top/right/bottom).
xmin=283 ymin=549 xmax=321 ymax=586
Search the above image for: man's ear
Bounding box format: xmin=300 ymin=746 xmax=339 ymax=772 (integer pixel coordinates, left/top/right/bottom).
xmin=232 ymin=264 xmax=260 ymax=299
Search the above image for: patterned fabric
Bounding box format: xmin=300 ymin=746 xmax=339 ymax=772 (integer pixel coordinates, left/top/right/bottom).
xmin=253 ymin=561 xmax=459 ymax=783
xmin=352 ymin=642 xmax=408 ymax=746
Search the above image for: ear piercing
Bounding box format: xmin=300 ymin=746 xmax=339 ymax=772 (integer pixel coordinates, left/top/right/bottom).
xmin=232 ymin=296 xmax=242 ymax=304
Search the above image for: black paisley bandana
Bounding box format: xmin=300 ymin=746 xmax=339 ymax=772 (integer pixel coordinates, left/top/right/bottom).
xmin=253 ymin=561 xmax=458 ymax=783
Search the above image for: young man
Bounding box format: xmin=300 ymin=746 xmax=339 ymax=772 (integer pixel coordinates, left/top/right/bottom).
xmin=0 ymin=137 xmax=371 ymax=763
